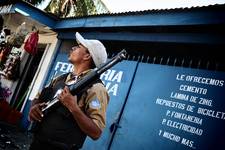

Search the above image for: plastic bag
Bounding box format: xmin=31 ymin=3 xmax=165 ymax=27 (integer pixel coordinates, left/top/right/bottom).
xmin=24 ymin=31 xmax=39 ymax=55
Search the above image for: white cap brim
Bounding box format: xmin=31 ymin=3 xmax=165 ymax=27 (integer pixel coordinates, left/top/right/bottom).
xmin=75 ymin=32 xmax=107 ymax=68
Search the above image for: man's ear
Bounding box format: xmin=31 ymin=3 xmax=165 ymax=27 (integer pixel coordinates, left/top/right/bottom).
xmin=83 ymin=53 xmax=92 ymax=61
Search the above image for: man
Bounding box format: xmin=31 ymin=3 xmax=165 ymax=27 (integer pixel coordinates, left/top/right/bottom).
xmin=28 ymin=32 xmax=109 ymax=150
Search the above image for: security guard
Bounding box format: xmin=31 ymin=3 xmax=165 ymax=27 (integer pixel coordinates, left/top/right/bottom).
xmin=28 ymin=32 xmax=109 ymax=150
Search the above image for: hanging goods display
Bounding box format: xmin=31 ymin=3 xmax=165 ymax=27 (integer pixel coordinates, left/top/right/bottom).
xmin=3 ymin=50 xmax=21 ymax=81
xmin=24 ymin=31 xmax=39 ymax=55
xmin=7 ymin=22 xmax=28 ymax=48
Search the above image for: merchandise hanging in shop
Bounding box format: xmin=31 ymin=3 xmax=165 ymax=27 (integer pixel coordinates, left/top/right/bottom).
xmin=7 ymin=22 xmax=29 ymax=48
xmin=2 ymin=52 xmax=20 ymax=80
xmin=24 ymin=29 xmax=39 ymax=56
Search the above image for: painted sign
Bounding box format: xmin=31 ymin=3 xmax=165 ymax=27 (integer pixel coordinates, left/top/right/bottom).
xmin=46 ymin=53 xmax=136 ymax=97
xmin=110 ymin=63 xmax=225 ymax=150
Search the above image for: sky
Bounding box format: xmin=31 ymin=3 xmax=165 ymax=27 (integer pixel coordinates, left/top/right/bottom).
xmin=38 ymin=0 xmax=225 ymax=13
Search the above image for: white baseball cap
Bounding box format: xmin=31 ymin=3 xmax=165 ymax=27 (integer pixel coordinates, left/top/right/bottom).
xmin=75 ymin=32 xmax=107 ymax=68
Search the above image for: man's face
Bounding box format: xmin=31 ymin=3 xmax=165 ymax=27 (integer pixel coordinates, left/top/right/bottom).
xmin=68 ymin=44 xmax=90 ymax=64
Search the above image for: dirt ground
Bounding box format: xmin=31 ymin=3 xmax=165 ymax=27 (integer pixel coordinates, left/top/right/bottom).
xmin=0 ymin=122 xmax=32 ymax=150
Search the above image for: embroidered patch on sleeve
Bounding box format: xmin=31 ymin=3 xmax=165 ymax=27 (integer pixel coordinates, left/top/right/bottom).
xmin=89 ymin=98 xmax=101 ymax=109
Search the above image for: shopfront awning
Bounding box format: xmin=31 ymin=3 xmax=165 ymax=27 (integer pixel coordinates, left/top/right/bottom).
xmin=0 ymin=1 xmax=57 ymax=29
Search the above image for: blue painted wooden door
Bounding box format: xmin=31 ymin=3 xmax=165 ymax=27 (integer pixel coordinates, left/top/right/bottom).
xmin=109 ymin=63 xmax=225 ymax=150
xmin=81 ymin=61 xmax=138 ymax=150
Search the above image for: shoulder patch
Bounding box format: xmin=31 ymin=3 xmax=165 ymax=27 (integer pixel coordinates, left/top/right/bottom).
xmin=89 ymin=98 xmax=101 ymax=109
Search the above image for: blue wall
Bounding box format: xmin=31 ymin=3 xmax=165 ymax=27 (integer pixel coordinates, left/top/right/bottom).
xmin=40 ymin=48 xmax=225 ymax=150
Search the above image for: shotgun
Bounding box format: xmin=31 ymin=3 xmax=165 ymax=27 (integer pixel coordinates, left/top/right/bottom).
xmin=29 ymin=49 xmax=127 ymax=131
xmin=42 ymin=49 xmax=127 ymax=112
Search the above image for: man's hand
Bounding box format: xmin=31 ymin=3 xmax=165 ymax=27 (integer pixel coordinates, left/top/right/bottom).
xmin=28 ymin=102 xmax=46 ymax=122
xmin=58 ymin=86 xmax=102 ymax=140
xmin=58 ymin=86 xmax=79 ymax=112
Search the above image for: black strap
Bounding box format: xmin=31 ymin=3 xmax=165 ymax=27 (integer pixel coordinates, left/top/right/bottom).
xmin=38 ymin=73 xmax=69 ymax=102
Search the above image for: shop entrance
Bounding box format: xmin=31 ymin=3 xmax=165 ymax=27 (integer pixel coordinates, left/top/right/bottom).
xmin=10 ymin=45 xmax=46 ymax=111
xmin=0 ymin=11 xmax=55 ymax=118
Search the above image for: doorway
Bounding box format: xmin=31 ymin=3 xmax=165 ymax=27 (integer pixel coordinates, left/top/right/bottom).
xmin=10 ymin=44 xmax=46 ymax=111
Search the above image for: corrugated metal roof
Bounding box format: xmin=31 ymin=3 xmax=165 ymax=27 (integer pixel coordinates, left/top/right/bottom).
xmin=108 ymin=3 xmax=225 ymax=14
xmin=54 ymin=2 xmax=225 ymax=30
xmin=1 ymin=0 xmax=225 ymax=20
xmin=63 ymin=3 xmax=225 ymax=19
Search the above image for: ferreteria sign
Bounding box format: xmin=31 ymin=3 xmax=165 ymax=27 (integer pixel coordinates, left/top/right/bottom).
xmin=156 ymin=73 xmax=225 ymax=146
xmin=0 ymin=5 xmax=13 ymax=14
xmin=109 ymin=63 xmax=225 ymax=150
xmin=137 ymin=64 xmax=225 ymax=150
xmin=49 ymin=59 xmax=125 ymax=97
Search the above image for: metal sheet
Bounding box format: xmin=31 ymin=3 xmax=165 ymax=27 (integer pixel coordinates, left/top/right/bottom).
xmin=110 ymin=63 xmax=225 ymax=150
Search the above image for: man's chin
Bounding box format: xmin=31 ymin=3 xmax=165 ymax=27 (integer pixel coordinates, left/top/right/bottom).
xmin=68 ymin=57 xmax=72 ymax=63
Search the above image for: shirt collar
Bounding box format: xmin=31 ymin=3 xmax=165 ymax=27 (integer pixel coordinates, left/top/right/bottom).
xmin=76 ymin=69 xmax=92 ymax=78
xmin=66 ymin=69 xmax=92 ymax=83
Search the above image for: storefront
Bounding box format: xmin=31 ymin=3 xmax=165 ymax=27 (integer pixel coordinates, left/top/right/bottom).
xmin=1 ymin=1 xmax=225 ymax=150
xmin=0 ymin=1 xmax=58 ymax=126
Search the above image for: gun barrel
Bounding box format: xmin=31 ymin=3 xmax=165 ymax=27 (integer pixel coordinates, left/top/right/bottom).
xmin=97 ymin=49 xmax=127 ymax=74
